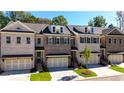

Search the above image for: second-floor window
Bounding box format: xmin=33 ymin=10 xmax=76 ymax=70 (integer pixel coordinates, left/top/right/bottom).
xmin=56 ymin=38 xmax=60 ymax=44
xmin=6 ymin=36 xmax=11 ymax=44
xmin=80 ymin=37 xmax=85 ymax=43
xmin=108 ymin=38 xmax=112 ymax=44
xmin=113 ymin=39 xmax=117 ymax=44
xmin=48 ymin=37 xmax=53 ymax=45
xmin=27 ymin=37 xmax=31 ymax=44
xmin=119 ymin=39 xmax=122 ymax=44
xmin=87 ymin=37 xmax=91 ymax=43
xmin=37 ymin=38 xmax=41 ymax=44
xmin=17 ymin=37 xmax=21 ymax=44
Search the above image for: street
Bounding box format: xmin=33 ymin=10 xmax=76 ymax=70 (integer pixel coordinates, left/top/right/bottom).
xmin=79 ymin=75 xmax=124 ymax=81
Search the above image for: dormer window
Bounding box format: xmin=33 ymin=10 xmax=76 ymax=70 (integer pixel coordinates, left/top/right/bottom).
xmin=53 ymin=27 xmax=56 ymax=32
xmin=85 ymin=27 xmax=88 ymax=33
xmin=60 ymin=27 xmax=63 ymax=33
xmin=91 ymin=27 xmax=94 ymax=33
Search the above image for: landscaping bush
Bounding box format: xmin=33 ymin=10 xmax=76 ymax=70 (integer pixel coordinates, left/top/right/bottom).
xmin=81 ymin=69 xmax=92 ymax=75
xmin=74 ymin=68 xmax=97 ymax=77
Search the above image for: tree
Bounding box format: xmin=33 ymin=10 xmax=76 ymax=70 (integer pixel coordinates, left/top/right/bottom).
xmin=52 ymin=15 xmax=68 ymax=26
xmin=108 ymin=24 xmax=114 ymax=29
xmin=6 ymin=11 xmax=36 ymax=23
xmin=36 ymin=18 xmax=52 ymax=24
xmin=116 ymin=11 xmax=124 ymax=31
xmin=82 ymin=47 xmax=92 ymax=64
xmin=88 ymin=16 xmax=107 ymax=27
xmin=88 ymin=19 xmax=94 ymax=26
xmin=6 ymin=11 xmax=52 ymax=24
xmin=0 ymin=11 xmax=9 ymax=29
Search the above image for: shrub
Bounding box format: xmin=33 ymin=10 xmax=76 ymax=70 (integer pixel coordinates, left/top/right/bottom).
xmin=81 ymin=69 xmax=92 ymax=75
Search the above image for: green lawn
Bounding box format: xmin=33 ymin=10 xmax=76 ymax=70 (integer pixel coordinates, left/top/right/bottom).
xmin=110 ymin=65 xmax=124 ymax=73
xmin=74 ymin=68 xmax=97 ymax=77
xmin=30 ymin=72 xmax=52 ymax=81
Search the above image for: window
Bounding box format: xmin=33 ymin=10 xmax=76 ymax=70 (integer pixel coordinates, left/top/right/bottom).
xmin=87 ymin=37 xmax=91 ymax=43
xmin=6 ymin=36 xmax=11 ymax=44
xmin=17 ymin=37 xmax=21 ymax=44
xmin=27 ymin=37 xmax=31 ymax=44
xmin=114 ymin=39 xmax=116 ymax=44
xmin=119 ymin=39 xmax=122 ymax=44
xmin=56 ymin=38 xmax=60 ymax=44
xmin=80 ymin=37 xmax=85 ymax=43
xmin=60 ymin=37 xmax=64 ymax=44
xmin=37 ymin=38 xmax=41 ymax=44
xmin=64 ymin=38 xmax=68 ymax=44
xmin=93 ymin=38 xmax=97 ymax=43
xmin=37 ymin=52 xmax=41 ymax=58
xmin=48 ymin=37 xmax=53 ymax=45
xmin=91 ymin=27 xmax=94 ymax=33
xmin=108 ymin=38 xmax=112 ymax=44
xmin=60 ymin=27 xmax=63 ymax=33
xmin=53 ymin=27 xmax=56 ymax=32
xmin=85 ymin=27 xmax=88 ymax=33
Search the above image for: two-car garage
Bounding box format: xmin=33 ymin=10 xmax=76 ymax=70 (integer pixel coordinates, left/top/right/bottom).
xmin=80 ymin=54 xmax=100 ymax=65
xmin=2 ymin=58 xmax=34 ymax=71
xmin=108 ymin=54 xmax=124 ymax=64
xmin=47 ymin=56 xmax=69 ymax=68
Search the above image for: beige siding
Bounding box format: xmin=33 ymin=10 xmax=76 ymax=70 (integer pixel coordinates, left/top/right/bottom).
xmin=1 ymin=32 xmax=35 ymax=55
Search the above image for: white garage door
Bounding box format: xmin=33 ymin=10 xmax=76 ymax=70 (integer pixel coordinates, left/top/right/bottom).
xmin=81 ymin=55 xmax=99 ymax=64
xmin=108 ymin=55 xmax=123 ymax=63
xmin=4 ymin=58 xmax=33 ymax=71
xmin=89 ymin=55 xmax=99 ymax=64
xmin=47 ymin=57 xmax=68 ymax=68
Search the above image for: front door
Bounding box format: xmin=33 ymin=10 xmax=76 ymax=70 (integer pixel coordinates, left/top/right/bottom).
xmin=71 ymin=51 xmax=76 ymax=67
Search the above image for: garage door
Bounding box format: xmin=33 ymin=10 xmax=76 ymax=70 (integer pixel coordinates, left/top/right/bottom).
xmin=47 ymin=57 xmax=68 ymax=68
xmin=81 ymin=55 xmax=99 ymax=64
xmin=4 ymin=58 xmax=33 ymax=71
xmin=89 ymin=55 xmax=99 ymax=64
xmin=108 ymin=55 xmax=123 ymax=63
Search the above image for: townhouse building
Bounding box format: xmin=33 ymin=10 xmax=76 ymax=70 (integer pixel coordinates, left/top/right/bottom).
xmin=67 ymin=25 xmax=103 ymax=65
xmin=0 ymin=21 xmax=124 ymax=72
xmin=0 ymin=21 xmax=35 ymax=71
xmin=101 ymin=27 xmax=124 ymax=64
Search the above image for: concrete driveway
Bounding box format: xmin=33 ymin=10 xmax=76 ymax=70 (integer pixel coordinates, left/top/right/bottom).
xmin=0 ymin=70 xmax=31 ymax=81
xmin=49 ymin=67 xmax=84 ymax=81
xmin=118 ymin=63 xmax=124 ymax=68
xmin=87 ymin=64 xmax=123 ymax=77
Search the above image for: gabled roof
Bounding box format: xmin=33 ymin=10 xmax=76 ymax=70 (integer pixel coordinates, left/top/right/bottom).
xmin=102 ymin=27 xmax=124 ymax=35
xmin=1 ymin=21 xmax=71 ymax=35
xmin=24 ymin=23 xmax=48 ymax=33
xmin=67 ymin=25 xmax=105 ymax=35
xmin=1 ymin=21 xmax=34 ymax=33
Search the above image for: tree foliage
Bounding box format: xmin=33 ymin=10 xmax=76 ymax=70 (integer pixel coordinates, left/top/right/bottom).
xmin=0 ymin=11 xmax=9 ymax=29
xmin=82 ymin=47 xmax=92 ymax=64
xmin=6 ymin=11 xmax=52 ymax=24
xmin=88 ymin=16 xmax=107 ymax=27
xmin=52 ymin=15 xmax=68 ymax=26
xmin=108 ymin=23 xmax=114 ymax=29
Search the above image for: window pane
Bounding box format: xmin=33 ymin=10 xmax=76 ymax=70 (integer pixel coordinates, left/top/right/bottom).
xmin=17 ymin=37 xmax=21 ymax=44
xmin=27 ymin=37 xmax=31 ymax=44
xmin=6 ymin=36 xmax=11 ymax=44
xmin=37 ymin=38 xmax=41 ymax=44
